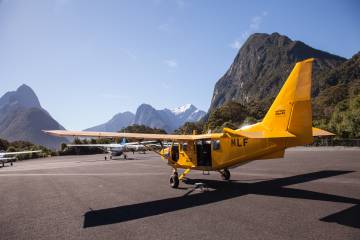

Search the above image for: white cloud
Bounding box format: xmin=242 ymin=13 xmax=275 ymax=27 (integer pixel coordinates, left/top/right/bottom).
xmin=230 ymin=40 xmax=242 ymax=50
xmin=157 ymin=23 xmax=170 ymax=32
xmin=164 ymin=59 xmax=178 ymax=68
xmin=230 ymin=11 xmax=268 ymax=50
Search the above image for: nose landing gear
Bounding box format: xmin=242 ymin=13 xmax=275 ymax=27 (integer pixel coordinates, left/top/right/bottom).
xmin=170 ymin=172 xmax=179 ymax=188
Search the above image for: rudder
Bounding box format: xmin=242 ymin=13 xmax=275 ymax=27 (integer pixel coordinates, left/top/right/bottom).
xmin=262 ymin=58 xmax=314 ymax=145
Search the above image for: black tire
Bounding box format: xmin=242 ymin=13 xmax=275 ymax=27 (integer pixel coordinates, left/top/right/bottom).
xmin=221 ymin=169 xmax=231 ymax=180
xmin=170 ymin=174 xmax=179 ymax=188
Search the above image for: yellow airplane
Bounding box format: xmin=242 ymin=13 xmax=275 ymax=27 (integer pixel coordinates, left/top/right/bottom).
xmin=44 ymin=58 xmax=334 ymax=188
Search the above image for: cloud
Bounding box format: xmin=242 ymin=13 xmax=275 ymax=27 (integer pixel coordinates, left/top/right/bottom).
xmin=157 ymin=23 xmax=170 ymax=32
xmin=230 ymin=40 xmax=242 ymax=50
xmin=230 ymin=11 xmax=268 ymax=50
xmin=164 ymin=59 xmax=178 ymax=68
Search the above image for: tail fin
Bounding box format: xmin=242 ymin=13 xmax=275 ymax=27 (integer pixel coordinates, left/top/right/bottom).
xmin=262 ymin=58 xmax=314 ymax=145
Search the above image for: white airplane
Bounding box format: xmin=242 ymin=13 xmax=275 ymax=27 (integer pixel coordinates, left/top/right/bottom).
xmin=66 ymin=139 xmax=157 ymax=160
xmin=0 ymin=150 xmax=42 ymax=167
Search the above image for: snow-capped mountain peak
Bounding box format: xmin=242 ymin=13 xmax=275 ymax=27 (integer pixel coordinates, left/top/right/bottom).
xmin=171 ymin=104 xmax=194 ymax=115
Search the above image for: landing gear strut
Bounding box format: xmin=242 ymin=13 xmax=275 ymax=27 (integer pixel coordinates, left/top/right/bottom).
xmin=170 ymin=171 xmax=179 ymax=188
xmin=220 ymin=169 xmax=231 ymax=180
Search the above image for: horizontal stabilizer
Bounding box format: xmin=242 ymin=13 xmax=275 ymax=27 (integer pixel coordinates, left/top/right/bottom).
xmin=312 ymin=127 xmax=335 ymax=137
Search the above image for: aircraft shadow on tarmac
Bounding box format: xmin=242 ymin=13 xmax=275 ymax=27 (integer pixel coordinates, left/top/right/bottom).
xmin=83 ymin=170 xmax=360 ymax=229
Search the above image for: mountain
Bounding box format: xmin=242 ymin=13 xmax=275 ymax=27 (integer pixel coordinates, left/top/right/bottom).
xmin=87 ymin=103 xmax=206 ymax=133
xmin=0 ymin=84 xmax=41 ymax=110
xmin=206 ymin=32 xmax=359 ymax=138
xmin=133 ymin=104 xmax=206 ymax=133
xmin=172 ymin=103 xmax=206 ymax=123
xmin=0 ymin=84 xmax=67 ymax=149
xmin=312 ymin=51 xmax=360 ymax=138
xmin=313 ymin=51 xmax=360 ymax=120
xmin=210 ymin=32 xmax=346 ymax=112
xmin=133 ymin=104 xmax=177 ymax=132
xmin=85 ymin=111 xmax=135 ymax=132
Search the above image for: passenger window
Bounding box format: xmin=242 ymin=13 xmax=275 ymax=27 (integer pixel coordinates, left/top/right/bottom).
xmin=213 ymin=140 xmax=221 ymax=150
xmin=182 ymin=143 xmax=188 ymax=151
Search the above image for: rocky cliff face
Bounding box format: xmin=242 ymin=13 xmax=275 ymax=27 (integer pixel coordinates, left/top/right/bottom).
xmin=0 ymin=85 xmax=67 ymax=149
xmin=210 ymin=32 xmax=346 ymax=111
xmin=0 ymin=84 xmax=41 ymax=110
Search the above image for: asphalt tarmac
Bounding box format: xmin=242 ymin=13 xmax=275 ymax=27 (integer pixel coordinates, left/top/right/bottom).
xmin=0 ymin=147 xmax=359 ymax=240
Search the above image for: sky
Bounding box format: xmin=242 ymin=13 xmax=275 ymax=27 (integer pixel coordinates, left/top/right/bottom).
xmin=0 ymin=0 xmax=359 ymax=130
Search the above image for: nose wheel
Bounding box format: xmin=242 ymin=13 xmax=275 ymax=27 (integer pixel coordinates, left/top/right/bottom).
xmin=220 ymin=169 xmax=231 ymax=180
xmin=170 ymin=172 xmax=179 ymax=188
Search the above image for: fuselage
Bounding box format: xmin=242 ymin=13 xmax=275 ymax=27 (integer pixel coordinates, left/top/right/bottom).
xmin=164 ymin=121 xmax=312 ymax=171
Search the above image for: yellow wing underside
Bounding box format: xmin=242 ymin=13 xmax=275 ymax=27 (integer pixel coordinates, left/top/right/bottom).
xmin=43 ymin=130 xmax=218 ymax=141
xmin=44 ymin=127 xmax=334 ymax=141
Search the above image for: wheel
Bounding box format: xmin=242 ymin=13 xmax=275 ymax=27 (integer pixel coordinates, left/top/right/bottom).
xmin=110 ymin=156 xmax=113 ymax=160
xmin=104 ymin=156 xmax=107 ymax=160
xmin=124 ymin=155 xmax=127 ymax=159
xmin=170 ymin=174 xmax=179 ymax=188
xmin=221 ymin=169 xmax=231 ymax=180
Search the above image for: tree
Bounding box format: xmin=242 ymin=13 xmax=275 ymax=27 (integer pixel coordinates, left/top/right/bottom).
xmin=206 ymin=102 xmax=250 ymax=131
xmin=175 ymin=122 xmax=204 ymax=134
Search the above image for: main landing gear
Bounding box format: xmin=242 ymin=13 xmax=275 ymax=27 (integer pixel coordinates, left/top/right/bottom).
xmin=220 ymin=168 xmax=231 ymax=180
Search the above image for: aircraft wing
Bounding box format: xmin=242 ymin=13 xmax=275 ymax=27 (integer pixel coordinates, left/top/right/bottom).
xmin=124 ymin=141 xmax=158 ymax=146
xmin=2 ymin=150 xmax=42 ymax=156
xmin=0 ymin=157 xmax=16 ymax=161
xmin=44 ymin=130 xmax=217 ymax=141
xmin=67 ymin=144 xmax=114 ymax=148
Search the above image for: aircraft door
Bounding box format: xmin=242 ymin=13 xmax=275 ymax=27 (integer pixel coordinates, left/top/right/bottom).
xmin=171 ymin=145 xmax=179 ymax=162
xmin=196 ymin=140 xmax=212 ymax=167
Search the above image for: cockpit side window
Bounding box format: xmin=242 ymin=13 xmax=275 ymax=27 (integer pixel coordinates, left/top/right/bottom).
xmin=212 ymin=140 xmax=221 ymax=150
xmin=182 ymin=143 xmax=188 ymax=151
